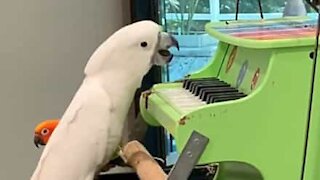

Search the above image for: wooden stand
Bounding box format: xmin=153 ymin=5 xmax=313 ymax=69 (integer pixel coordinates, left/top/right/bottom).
xmin=121 ymin=141 xmax=167 ymax=180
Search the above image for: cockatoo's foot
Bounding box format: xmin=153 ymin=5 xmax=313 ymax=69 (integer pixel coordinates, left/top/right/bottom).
xmin=110 ymin=155 xmax=166 ymax=169
xmin=108 ymin=156 xmax=127 ymax=167
xmin=99 ymin=150 xmax=128 ymax=173
xmin=99 ymin=162 xmax=118 ymax=172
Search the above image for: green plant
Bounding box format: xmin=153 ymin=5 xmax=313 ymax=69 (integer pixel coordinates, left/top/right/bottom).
xmin=166 ymin=0 xmax=201 ymax=34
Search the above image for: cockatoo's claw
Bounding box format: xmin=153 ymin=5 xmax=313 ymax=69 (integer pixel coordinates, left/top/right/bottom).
xmin=153 ymin=157 xmax=166 ymax=168
xmin=117 ymin=148 xmax=127 ymax=163
xmin=109 ymin=156 xmax=127 ymax=167
xmin=142 ymin=90 xmax=152 ymax=98
xmin=99 ymin=157 xmax=128 ymax=173
xmin=99 ymin=163 xmax=117 ymax=172
xmin=142 ymin=90 xmax=152 ymax=109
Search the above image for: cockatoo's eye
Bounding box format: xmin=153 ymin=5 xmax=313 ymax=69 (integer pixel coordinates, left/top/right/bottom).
xmin=140 ymin=41 xmax=148 ymax=48
xmin=41 ymin=128 xmax=49 ymax=136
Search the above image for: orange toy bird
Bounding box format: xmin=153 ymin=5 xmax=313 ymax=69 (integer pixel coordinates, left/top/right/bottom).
xmin=33 ymin=118 xmax=164 ymax=171
xmin=33 ymin=119 xmax=59 ymax=148
xmin=33 ymin=118 xmax=136 ymax=171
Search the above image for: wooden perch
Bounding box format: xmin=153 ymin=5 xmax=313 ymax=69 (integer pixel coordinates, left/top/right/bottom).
xmin=121 ymin=140 xmax=167 ymax=180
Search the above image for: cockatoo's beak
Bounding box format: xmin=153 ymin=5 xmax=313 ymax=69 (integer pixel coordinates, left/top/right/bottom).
xmin=167 ymin=34 xmax=179 ymax=50
xmin=152 ymin=32 xmax=179 ymax=65
xmin=34 ymin=134 xmax=45 ymax=148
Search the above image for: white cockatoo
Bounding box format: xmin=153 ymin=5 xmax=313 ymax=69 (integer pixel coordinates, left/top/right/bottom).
xmin=30 ymin=20 xmax=179 ymax=180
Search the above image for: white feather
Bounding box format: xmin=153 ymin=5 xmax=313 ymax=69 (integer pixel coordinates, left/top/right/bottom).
xmin=31 ymin=20 xmax=161 ymax=180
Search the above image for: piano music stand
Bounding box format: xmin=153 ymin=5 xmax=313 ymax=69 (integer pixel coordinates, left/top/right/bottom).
xmin=306 ymin=0 xmax=320 ymax=12
xmin=235 ymin=0 xmax=263 ymax=20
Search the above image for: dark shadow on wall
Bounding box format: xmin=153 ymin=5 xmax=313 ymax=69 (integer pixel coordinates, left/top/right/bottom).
xmin=130 ymin=0 xmax=167 ymax=163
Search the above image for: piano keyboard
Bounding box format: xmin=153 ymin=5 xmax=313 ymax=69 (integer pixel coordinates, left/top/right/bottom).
xmin=157 ymin=78 xmax=247 ymax=113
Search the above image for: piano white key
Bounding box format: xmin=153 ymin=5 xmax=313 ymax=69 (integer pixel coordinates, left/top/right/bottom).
xmin=161 ymin=94 xmax=203 ymax=105
xmin=157 ymin=88 xmax=206 ymax=113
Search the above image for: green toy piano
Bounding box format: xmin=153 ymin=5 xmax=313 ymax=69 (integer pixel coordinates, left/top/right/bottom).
xmin=140 ymin=17 xmax=320 ymax=180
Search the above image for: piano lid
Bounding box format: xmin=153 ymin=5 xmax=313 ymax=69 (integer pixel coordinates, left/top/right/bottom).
xmin=205 ymin=17 xmax=317 ymax=49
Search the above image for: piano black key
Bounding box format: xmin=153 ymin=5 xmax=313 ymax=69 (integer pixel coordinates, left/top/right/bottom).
xmin=201 ymin=87 xmax=239 ymax=101
xmin=209 ymin=92 xmax=244 ymax=101
xmin=207 ymin=93 xmax=246 ymax=104
xmin=209 ymin=91 xmax=244 ymax=101
xmin=183 ymin=78 xmax=216 ymax=88
xmin=182 ymin=77 xmax=247 ymax=105
xmin=198 ymin=87 xmax=225 ymax=99
xmin=183 ymin=77 xmax=219 ymax=89
xmin=188 ymin=79 xmax=225 ymax=92
xmin=182 ymin=79 xmax=191 ymax=88
xmin=188 ymin=79 xmax=222 ymax=90
xmin=200 ymin=87 xmax=237 ymax=101
xmin=194 ymin=83 xmax=230 ymax=96
xmin=213 ymin=94 xmax=246 ymax=103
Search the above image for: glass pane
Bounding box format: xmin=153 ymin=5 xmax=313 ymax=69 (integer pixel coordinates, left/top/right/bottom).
xmin=165 ymin=19 xmax=208 ymax=34
xmin=162 ymin=1 xmax=217 ymax=82
xmin=220 ymin=0 xmax=285 ymax=13
xmin=165 ymin=0 xmax=210 ymax=14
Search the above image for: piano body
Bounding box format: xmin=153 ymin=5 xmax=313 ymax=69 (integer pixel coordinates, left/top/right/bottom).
xmin=140 ymin=17 xmax=320 ymax=180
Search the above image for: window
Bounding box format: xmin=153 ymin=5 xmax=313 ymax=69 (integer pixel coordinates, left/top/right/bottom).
xmin=161 ymin=0 xmax=316 ymax=82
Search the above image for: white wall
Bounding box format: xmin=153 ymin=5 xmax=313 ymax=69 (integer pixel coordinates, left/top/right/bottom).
xmin=0 ymin=0 xmax=130 ymax=179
